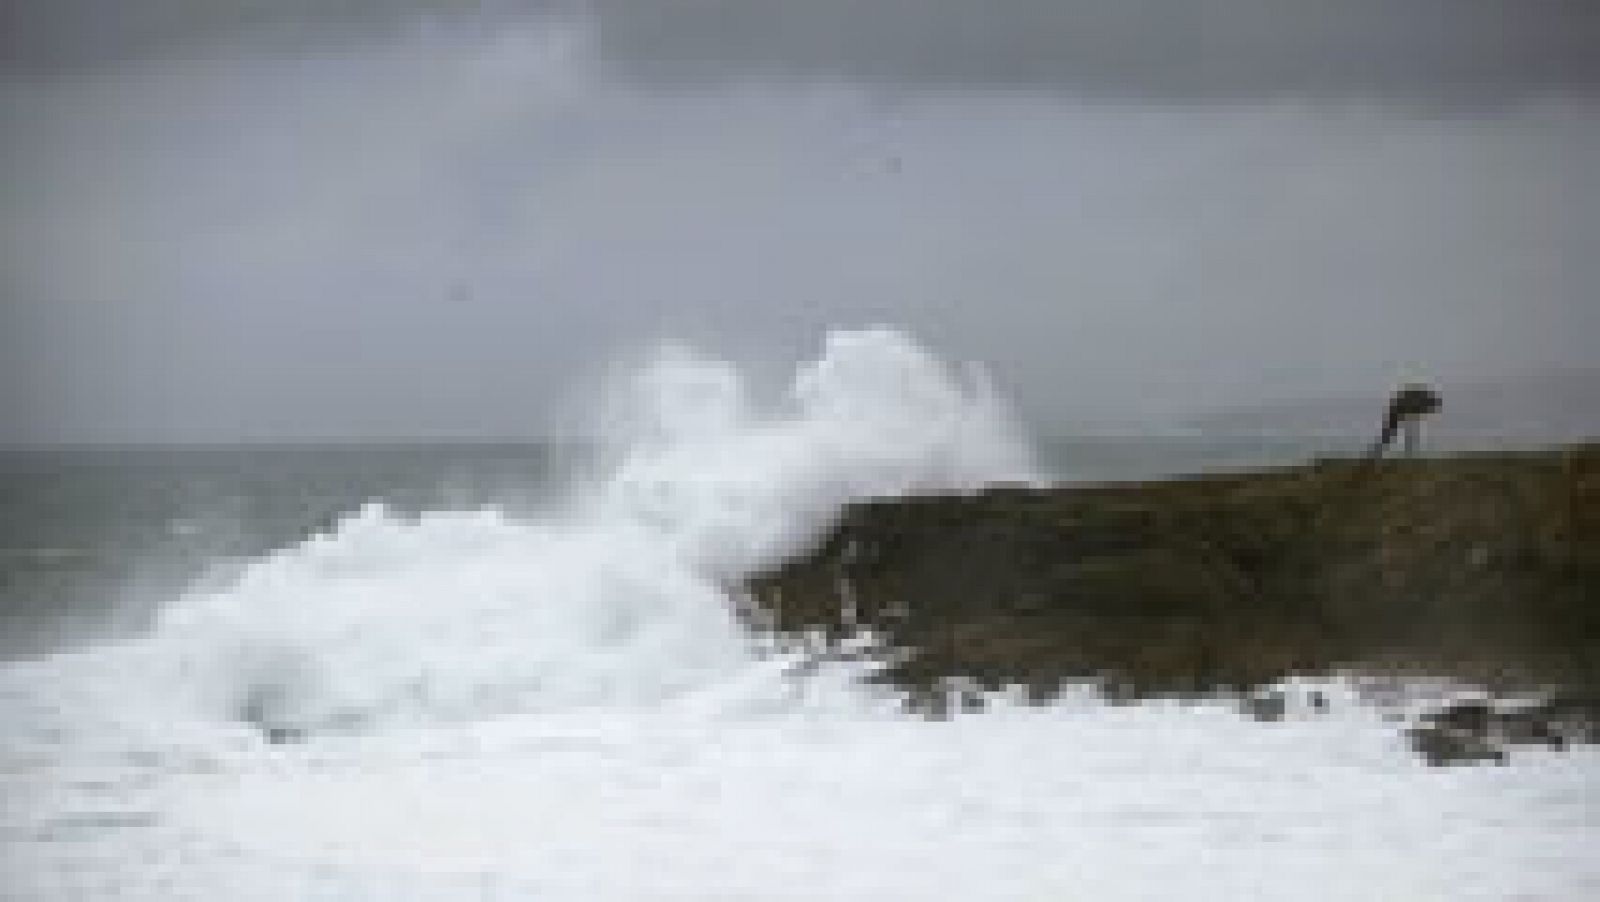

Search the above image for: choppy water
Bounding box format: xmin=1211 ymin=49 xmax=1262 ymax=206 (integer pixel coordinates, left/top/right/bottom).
xmin=0 ymin=442 xmax=581 ymax=660
xmin=2 ymin=330 xmax=1595 ymax=900
xmin=0 ymin=435 xmax=1339 ymax=662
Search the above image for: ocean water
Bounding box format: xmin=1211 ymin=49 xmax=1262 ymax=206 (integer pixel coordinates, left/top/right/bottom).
xmin=2 ymin=330 xmax=1595 ymax=900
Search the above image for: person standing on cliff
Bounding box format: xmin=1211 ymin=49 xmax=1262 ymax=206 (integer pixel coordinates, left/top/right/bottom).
xmin=1368 ymin=383 xmax=1441 ymax=458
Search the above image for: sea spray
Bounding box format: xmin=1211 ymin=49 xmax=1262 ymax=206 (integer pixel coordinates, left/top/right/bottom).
xmin=144 ymin=328 xmax=1037 ymax=737
xmin=3 ymin=333 xmax=1597 ymax=901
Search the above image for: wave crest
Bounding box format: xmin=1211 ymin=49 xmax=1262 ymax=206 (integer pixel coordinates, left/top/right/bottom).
xmin=149 ymin=328 xmax=1036 ymax=737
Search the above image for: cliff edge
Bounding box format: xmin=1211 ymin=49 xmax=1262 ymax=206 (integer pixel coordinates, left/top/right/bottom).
xmin=747 ymin=443 xmax=1600 ymax=760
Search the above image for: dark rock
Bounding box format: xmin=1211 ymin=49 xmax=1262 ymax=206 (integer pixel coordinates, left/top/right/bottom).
xmin=1426 ymin=700 xmax=1493 ymax=736
xmin=1406 ymin=724 xmax=1508 ymax=767
xmin=746 ymin=443 xmax=1600 ymax=763
xmin=1242 ymin=690 xmax=1287 ymax=722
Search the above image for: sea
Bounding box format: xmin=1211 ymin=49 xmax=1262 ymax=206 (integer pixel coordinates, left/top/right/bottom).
xmin=2 ymin=330 xmax=1594 ymax=900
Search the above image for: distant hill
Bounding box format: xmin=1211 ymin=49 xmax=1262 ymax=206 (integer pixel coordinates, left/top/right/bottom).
xmin=1189 ymin=368 xmax=1600 ymax=445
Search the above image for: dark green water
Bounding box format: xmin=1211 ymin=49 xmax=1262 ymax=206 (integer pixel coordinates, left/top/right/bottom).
xmin=0 ymin=444 xmax=584 ymax=657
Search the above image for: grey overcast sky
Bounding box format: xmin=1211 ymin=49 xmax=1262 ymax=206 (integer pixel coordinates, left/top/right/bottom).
xmin=3 ymin=2 xmax=1597 ymax=442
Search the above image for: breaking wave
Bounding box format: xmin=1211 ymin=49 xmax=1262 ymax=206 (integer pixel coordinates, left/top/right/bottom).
xmin=5 ymin=330 xmax=1597 ymax=902
xmin=140 ymin=327 xmax=1036 ymax=738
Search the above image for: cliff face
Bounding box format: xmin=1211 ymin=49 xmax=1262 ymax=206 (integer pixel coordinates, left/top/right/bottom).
xmin=746 ymin=444 xmax=1600 ymax=712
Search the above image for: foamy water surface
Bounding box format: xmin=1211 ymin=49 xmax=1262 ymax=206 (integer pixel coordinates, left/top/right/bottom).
xmin=3 ymin=331 xmax=1596 ymax=900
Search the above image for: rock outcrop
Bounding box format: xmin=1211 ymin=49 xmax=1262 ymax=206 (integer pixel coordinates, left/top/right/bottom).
xmin=746 ymin=443 xmax=1600 ymax=760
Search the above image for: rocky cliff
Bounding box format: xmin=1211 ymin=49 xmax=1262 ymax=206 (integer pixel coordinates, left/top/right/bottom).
xmin=747 ymin=443 xmax=1600 ymax=760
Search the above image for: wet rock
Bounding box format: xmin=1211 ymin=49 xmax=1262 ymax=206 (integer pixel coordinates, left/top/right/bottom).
xmin=747 ymin=443 xmax=1600 ymax=763
xmin=1404 ymin=695 xmax=1600 ymax=765
xmin=1430 ymin=699 xmax=1493 ymax=734
xmin=1241 ymin=690 xmax=1287 ymax=722
xmin=1407 ymin=723 xmax=1507 ymax=767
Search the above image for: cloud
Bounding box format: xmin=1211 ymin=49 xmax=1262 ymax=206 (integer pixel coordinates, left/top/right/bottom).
xmin=593 ymin=0 xmax=1600 ymax=99
xmin=5 ymin=0 xmax=1598 ymax=98
xmin=0 ymin=1 xmax=563 ymax=75
xmin=2 ymin=9 xmax=1596 ymax=442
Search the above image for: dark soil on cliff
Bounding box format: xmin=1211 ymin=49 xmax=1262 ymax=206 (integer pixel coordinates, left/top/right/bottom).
xmin=746 ymin=442 xmax=1600 ymax=761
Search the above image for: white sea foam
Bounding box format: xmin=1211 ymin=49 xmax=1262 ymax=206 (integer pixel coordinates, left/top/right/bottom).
xmin=2 ymin=329 xmax=1596 ymax=900
xmin=131 ymin=327 xmax=1033 ymax=738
